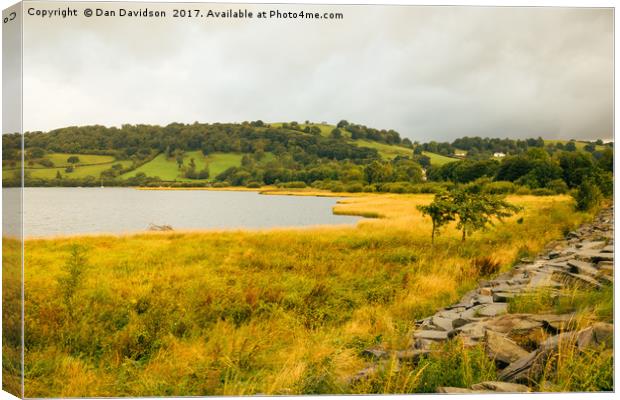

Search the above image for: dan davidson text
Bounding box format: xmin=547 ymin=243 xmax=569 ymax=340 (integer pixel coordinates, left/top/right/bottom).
xmin=94 ymin=8 xmax=256 ymax=18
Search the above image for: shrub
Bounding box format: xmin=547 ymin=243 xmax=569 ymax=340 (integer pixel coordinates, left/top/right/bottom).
xmin=246 ymin=182 xmax=261 ymax=188
xmin=546 ymin=179 xmax=569 ymax=194
xmin=482 ymin=181 xmax=516 ymax=194
xmin=345 ymin=182 xmax=364 ymax=193
xmin=279 ymin=181 xmax=307 ymax=189
xmin=573 ymin=180 xmax=602 ymax=211
xmin=515 ymin=186 xmax=531 ymax=195
xmin=531 ymin=188 xmax=555 ymax=196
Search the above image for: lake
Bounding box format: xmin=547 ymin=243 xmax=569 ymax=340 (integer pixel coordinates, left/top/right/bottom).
xmin=2 ymin=188 xmax=361 ymax=237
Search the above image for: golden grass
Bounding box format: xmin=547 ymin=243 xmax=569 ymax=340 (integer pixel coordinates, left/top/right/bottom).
xmin=15 ymin=193 xmax=594 ymax=396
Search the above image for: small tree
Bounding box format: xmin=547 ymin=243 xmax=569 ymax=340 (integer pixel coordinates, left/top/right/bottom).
xmin=452 ymin=191 xmax=522 ymax=241
xmin=418 ymin=190 xmax=521 ymax=242
xmin=55 ymin=170 xmax=62 ymax=180
xmin=417 ymin=193 xmax=456 ymax=244
xmin=66 ymin=156 xmax=80 ymax=164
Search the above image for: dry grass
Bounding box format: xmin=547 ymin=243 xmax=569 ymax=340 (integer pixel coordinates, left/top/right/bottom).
xmin=11 ymin=193 xmax=593 ymax=396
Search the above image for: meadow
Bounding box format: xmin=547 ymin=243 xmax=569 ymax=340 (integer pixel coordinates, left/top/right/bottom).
xmin=15 ymin=192 xmax=598 ymax=396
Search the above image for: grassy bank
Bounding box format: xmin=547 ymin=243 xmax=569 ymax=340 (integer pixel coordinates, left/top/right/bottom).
xmin=18 ymin=194 xmax=594 ymax=396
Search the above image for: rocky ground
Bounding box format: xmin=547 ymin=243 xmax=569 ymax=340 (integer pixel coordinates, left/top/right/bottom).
xmin=352 ymin=205 xmax=614 ymax=393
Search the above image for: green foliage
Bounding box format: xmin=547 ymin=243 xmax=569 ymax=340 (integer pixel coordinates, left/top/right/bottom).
xmin=420 ymin=190 xmax=522 ymax=242
xmin=66 ymin=156 xmax=80 ymax=164
xmin=57 ymin=245 xmax=89 ymax=318
xmin=573 ymin=179 xmax=602 ymax=211
xmin=417 ymin=193 xmax=455 ymax=243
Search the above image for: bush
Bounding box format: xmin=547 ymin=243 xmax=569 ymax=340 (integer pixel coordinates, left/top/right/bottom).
xmin=212 ymin=181 xmax=230 ymax=188
xmin=482 ymin=181 xmax=516 ymax=194
xmin=573 ymin=180 xmax=602 ymax=211
xmin=246 ymin=182 xmax=261 ymax=188
xmin=344 ymin=182 xmax=364 ymax=193
xmin=531 ymin=188 xmax=555 ymax=196
xmin=279 ymin=181 xmax=307 ymax=189
xmin=546 ymin=179 xmax=569 ymax=194
xmin=515 ymin=186 xmax=531 ymax=195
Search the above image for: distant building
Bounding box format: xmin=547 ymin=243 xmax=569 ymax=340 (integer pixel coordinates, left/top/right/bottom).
xmin=454 ymin=151 xmax=467 ymax=158
xmin=493 ymin=152 xmax=506 ymax=158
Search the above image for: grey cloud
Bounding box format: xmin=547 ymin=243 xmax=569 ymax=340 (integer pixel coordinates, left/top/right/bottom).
xmin=22 ymin=3 xmax=613 ymax=142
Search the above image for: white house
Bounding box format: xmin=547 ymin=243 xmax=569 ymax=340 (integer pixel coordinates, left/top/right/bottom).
xmin=493 ymin=152 xmax=506 ymax=158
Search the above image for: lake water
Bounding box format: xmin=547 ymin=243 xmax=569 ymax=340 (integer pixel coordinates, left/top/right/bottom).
xmin=3 ymin=188 xmax=361 ymax=237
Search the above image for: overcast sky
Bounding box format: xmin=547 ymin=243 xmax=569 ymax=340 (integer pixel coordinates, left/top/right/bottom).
xmin=19 ymin=3 xmax=613 ymax=142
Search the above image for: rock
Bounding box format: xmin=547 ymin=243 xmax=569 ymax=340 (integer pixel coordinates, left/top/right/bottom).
xmin=470 ymin=381 xmax=531 ymax=392
xmin=460 ymin=305 xmax=483 ymax=320
xmin=548 ymin=251 xmax=561 ymax=259
xmin=437 ymin=387 xmax=493 ymax=394
xmin=530 ymin=314 xmax=577 ymax=333
xmin=575 ymin=250 xmax=613 ymax=262
xmin=485 ymin=330 xmax=530 ymax=367
xmin=479 ymin=287 xmax=493 ymax=296
xmin=473 ymin=295 xmax=494 ymax=305
xmin=349 ymin=365 xmax=377 ymax=383
xmin=362 ymin=347 xmax=388 ymax=360
xmin=452 ymin=317 xmax=471 ymax=329
xmin=413 ymin=330 xmax=449 ymax=341
xmin=477 ymin=303 xmax=508 ymax=317
xmin=413 ymin=338 xmax=436 ymax=350
xmin=576 ymin=322 xmax=613 ymax=349
xmin=485 ymin=314 xmax=544 ymax=335
xmin=601 ymin=245 xmax=614 ymax=253
xmin=539 ymin=331 xmax=578 ymax=352
xmin=492 ymin=292 xmax=516 ymax=303
xmin=432 ymin=316 xmax=456 ymax=332
xmin=395 ymin=349 xmax=432 ymax=362
xmin=454 ymin=322 xmax=487 ymax=340
xmin=567 ymin=260 xmax=599 ymax=277
xmin=498 ymin=350 xmax=542 ymax=383
xmin=551 ymin=270 xmax=602 ymax=289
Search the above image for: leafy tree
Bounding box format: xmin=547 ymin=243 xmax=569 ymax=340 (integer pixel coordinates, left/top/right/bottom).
xmin=565 ymin=141 xmax=577 ymax=152
xmin=330 ymin=128 xmax=342 ymax=139
xmin=66 ymin=156 xmax=80 ymax=164
xmin=451 ymin=191 xmax=521 ymax=241
xmin=55 ymin=170 xmax=62 ymax=180
xmin=420 ymin=190 xmax=521 ymax=242
xmin=417 ymin=193 xmax=456 ymax=244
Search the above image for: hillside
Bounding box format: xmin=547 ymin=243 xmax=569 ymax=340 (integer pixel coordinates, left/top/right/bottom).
xmin=2 ymin=122 xmax=611 ymax=194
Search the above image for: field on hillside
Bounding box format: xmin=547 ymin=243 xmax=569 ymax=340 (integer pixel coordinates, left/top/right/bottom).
xmin=121 ymin=151 xmax=211 ymax=181
xmin=3 ymin=153 xmax=132 ymax=181
xmin=17 ymin=193 xmax=595 ymax=397
xmin=544 ymin=140 xmax=607 ymax=152
xmin=421 ymin=151 xmax=457 ymax=165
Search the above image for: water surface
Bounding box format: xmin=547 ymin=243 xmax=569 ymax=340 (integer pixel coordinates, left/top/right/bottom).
xmin=3 ymin=188 xmax=360 ymax=237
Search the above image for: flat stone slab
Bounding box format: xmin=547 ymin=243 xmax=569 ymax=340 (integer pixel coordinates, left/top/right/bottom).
xmin=432 ymin=316 xmax=456 ymax=332
xmin=471 ymin=381 xmax=531 ymax=392
xmin=575 ymin=250 xmax=613 ymax=262
xmin=413 ymin=330 xmax=449 ymax=341
xmin=437 ymin=387 xmax=492 ymax=394
xmin=492 ymin=292 xmax=516 ymax=303
xmin=477 ymin=303 xmax=508 ymax=317
xmin=485 ymin=314 xmax=544 ymax=335
xmin=551 ymin=270 xmax=602 ymax=289
xmin=485 ymin=330 xmax=529 ymax=367
xmin=601 ymin=245 xmax=614 ymax=253
xmin=567 ymin=259 xmax=599 ymax=277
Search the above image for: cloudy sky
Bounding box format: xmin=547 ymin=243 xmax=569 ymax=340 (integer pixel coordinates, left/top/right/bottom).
xmin=20 ymin=2 xmax=613 ymax=142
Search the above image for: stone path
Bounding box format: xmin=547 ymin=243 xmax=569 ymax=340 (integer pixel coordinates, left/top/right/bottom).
xmin=352 ymin=205 xmax=614 ymax=392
